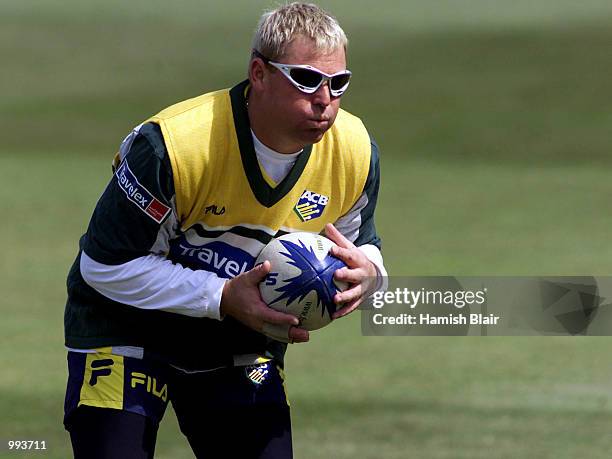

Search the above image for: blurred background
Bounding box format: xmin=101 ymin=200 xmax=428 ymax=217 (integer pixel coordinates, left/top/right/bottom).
xmin=2 ymin=0 xmax=612 ymax=457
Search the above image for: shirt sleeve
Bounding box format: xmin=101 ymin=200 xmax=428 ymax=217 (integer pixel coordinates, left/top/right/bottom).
xmin=334 ymin=136 xmax=388 ymax=282
xmin=334 ymin=137 xmax=382 ymax=248
xmin=79 ymin=122 xmax=227 ymax=319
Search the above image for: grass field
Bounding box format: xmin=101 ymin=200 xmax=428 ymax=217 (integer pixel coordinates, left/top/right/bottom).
xmin=2 ymin=1 xmax=612 ymax=458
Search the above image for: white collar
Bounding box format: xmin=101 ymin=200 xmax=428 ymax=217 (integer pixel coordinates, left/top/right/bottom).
xmin=251 ymin=130 xmax=303 ymax=162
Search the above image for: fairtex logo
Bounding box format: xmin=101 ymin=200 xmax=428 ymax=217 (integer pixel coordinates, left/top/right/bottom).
xmin=294 ymin=190 xmax=329 ymax=222
xmin=116 ymin=161 xmax=171 ymax=224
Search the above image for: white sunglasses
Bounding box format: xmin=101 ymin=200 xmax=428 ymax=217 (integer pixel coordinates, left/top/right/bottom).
xmin=253 ymin=50 xmax=352 ymax=97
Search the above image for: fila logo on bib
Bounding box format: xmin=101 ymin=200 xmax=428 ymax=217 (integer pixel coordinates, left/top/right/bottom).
xmin=294 ymin=190 xmax=329 ymax=222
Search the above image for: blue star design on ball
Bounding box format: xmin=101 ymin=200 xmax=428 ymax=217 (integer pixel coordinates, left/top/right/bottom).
xmin=270 ymin=239 xmax=346 ymax=317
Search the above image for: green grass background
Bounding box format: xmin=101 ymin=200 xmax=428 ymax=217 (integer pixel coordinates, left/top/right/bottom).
xmin=2 ymin=1 xmax=612 ymax=457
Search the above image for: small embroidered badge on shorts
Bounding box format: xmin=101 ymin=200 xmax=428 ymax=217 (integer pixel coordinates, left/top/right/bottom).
xmin=245 ymin=362 xmax=271 ymax=385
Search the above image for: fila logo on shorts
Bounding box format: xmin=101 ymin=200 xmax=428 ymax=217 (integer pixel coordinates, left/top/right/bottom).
xmin=64 ymin=351 xmax=169 ymax=425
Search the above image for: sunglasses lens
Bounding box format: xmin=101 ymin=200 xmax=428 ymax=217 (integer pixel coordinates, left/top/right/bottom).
xmin=330 ymin=73 xmax=351 ymax=91
xmin=289 ymin=68 xmax=323 ymax=89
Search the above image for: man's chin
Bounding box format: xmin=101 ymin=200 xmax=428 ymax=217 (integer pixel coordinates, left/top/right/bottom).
xmin=301 ymin=128 xmax=328 ymax=145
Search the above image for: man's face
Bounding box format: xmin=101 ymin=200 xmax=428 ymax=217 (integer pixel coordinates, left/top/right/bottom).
xmin=259 ymin=37 xmax=347 ymax=152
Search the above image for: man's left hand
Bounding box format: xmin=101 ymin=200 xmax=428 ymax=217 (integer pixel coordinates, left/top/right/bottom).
xmin=325 ymin=223 xmax=378 ymax=319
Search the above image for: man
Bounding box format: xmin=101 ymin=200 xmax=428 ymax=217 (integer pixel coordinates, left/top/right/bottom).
xmin=63 ymin=3 xmax=386 ymax=458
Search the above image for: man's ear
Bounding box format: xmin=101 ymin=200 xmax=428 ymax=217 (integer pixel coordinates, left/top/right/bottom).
xmin=248 ymin=58 xmax=267 ymax=91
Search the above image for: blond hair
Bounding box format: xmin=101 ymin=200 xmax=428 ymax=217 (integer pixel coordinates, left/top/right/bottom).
xmin=252 ymin=2 xmax=348 ymax=61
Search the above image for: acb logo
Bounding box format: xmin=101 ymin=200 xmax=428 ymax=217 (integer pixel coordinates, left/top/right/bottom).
xmin=294 ymin=190 xmax=329 ymax=222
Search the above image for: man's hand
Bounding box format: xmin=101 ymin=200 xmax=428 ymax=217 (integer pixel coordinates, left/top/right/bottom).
xmin=220 ymin=260 xmax=309 ymax=343
xmin=325 ymin=223 xmax=378 ymax=319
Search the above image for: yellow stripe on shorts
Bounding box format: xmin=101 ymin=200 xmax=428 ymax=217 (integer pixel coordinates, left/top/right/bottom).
xmin=79 ymin=352 xmax=124 ymax=410
xmin=277 ymin=365 xmax=290 ymax=407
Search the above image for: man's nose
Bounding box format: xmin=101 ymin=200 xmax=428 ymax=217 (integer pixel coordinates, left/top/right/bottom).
xmin=312 ymin=80 xmax=332 ymax=106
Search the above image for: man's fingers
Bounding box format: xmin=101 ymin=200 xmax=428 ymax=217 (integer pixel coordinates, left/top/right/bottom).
xmin=288 ymin=326 xmax=309 ymax=343
xmin=262 ymin=323 xmax=291 ymax=343
xmin=262 ymin=323 xmax=309 ymax=343
xmin=325 ymin=223 xmax=355 ymax=249
xmin=260 ymin=304 xmax=300 ymax=326
xmin=248 ymin=260 xmax=271 ymax=283
xmin=334 ymin=284 xmax=363 ymax=304
xmin=334 ymin=266 xmax=363 ymax=284
xmin=330 ymin=245 xmax=361 ymax=268
xmin=332 ymin=298 xmax=362 ymax=319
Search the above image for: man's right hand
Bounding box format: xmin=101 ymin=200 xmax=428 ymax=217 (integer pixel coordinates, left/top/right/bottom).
xmin=220 ymin=260 xmax=309 ymax=343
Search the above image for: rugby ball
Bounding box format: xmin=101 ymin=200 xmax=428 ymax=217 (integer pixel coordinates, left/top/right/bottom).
xmin=257 ymin=232 xmax=348 ymax=330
